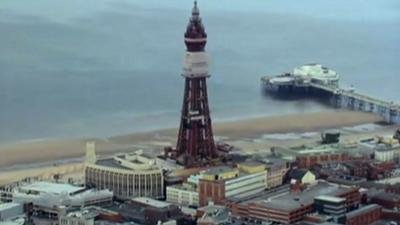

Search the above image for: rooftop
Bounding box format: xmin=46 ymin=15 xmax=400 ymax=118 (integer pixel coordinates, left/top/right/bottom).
xmin=96 ymin=158 xmax=128 ymax=170
xmin=203 ymin=166 xmax=237 ymax=176
xmin=293 ymin=64 xmax=339 ymax=81
xmin=0 ymin=203 xmax=21 ymax=211
xmin=167 ymin=183 xmax=197 ymax=192
xmin=17 ymin=181 xmax=85 ymax=195
xmin=198 ymin=204 xmax=230 ymax=225
xmin=131 ymin=197 xmax=172 ymax=209
xmin=255 ymin=181 xmax=356 ymax=212
xmin=0 ymin=218 xmax=25 ymax=225
xmin=95 ymin=152 xmax=158 ymax=171
xmin=315 ymin=195 xmax=346 ymax=203
xmin=238 ymin=161 xmax=265 ymax=168
xmin=346 ymin=204 xmax=381 ymax=219
xmin=371 ymin=191 xmax=400 ymax=202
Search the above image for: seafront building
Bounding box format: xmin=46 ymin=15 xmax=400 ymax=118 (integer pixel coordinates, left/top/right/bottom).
xmin=0 ymin=181 xmax=113 ymax=224
xmin=262 ymin=158 xmax=289 ymax=189
xmin=166 ymin=182 xmax=199 ymax=207
xmin=198 ymin=164 xmax=267 ymax=206
xmin=230 ymin=180 xmax=361 ymax=224
xmin=84 ymin=143 xmax=164 ymax=199
xmin=0 ymin=202 xmax=23 ymax=221
xmin=360 ymin=136 xmax=400 ymax=162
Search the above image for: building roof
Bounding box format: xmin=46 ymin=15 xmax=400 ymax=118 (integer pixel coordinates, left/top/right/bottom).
xmin=293 ymin=64 xmax=339 ymax=82
xmin=315 ymin=195 xmax=345 ymax=203
xmin=131 ymin=197 xmax=172 ymax=209
xmin=0 ymin=203 xmax=21 ymax=211
xmin=288 ymin=142 xmax=372 ymax=157
xmin=94 ymin=153 xmax=159 ymax=171
xmin=239 ymin=161 xmax=265 ymax=168
xmin=289 ymin=169 xmax=311 ymax=180
xmin=197 ymin=204 xmax=230 ymax=225
xmin=203 ymin=166 xmax=237 ymax=175
xmin=17 ymin=181 xmax=84 ymax=195
xmin=371 ymin=191 xmax=400 ymax=202
xmin=255 ymin=181 xmax=356 ymax=212
xmin=167 ymin=183 xmax=197 ymax=192
xmin=96 ymin=158 xmax=128 ymax=169
xmin=346 ymin=204 xmax=381 ymax=219
xmin=262 ymin=157 xmax=288 ymax=170
xmin=0 ymin=218 xmax=25 ymax=225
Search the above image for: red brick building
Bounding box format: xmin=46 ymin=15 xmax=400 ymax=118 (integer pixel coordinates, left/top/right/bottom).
xmin=340 ymin=204 xmax=382 ymax=225
xmin=230 ymin=181 xmax=360 ymax=224
xmin=199 ymin=179 xmax=225 ymax=206
xmin=370 ymin=192 xmax=400 ymax=209
xmin=296 ymin=152 xmax=350 ymax=168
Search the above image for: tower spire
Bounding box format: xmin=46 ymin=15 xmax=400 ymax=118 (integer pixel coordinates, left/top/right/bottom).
xmin=185 ymin=0 xmax=207 ymax=52
xmin=192 ymin=0 xmax=199 ymax=17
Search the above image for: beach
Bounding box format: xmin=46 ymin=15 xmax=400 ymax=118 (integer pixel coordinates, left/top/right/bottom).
xmin=0 ymin=110 xmax=387 ymax=168
xmin=1 ymin=110 xmax=398 ymax=186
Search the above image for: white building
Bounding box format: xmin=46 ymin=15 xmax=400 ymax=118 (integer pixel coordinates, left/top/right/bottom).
xmin=59 ymin=210 xmax=96 ymax=225
xmin=0 ymin=217 xmax=25 ymax=225
xmin=85 ymin=150 xmax=164 ymax=199
xmin=293 ymin=64 xmax=340 ymax=87
xmin=375 ymin=146 xmax=395 ymax=162
xmin=224 ymin=171 xmax=267 ymax=199
xmin=166 ymin=183 xmax=199 ymax=207
xmin=8 ymin=181 xmax=113 ymax=219
xmin=0 ymin=203 xmax=23 ymax=221
xmin=360 ymin=136 xmax=400 ymax=162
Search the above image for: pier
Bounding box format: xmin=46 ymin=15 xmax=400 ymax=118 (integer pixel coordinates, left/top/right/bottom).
xmin=311 ymin=83 xmax=400 ymax=124
xmin=262 ymin=64 xmax=400 ymax=124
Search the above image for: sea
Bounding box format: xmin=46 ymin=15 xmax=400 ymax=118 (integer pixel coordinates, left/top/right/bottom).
xmin=0 ymin=0 xmax=399 ymax=144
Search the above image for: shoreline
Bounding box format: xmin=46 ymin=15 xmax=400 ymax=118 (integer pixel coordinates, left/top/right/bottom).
xmin=1 ymin=110 xmax=398 ymax=186
xmin=0 ymin=110 xmax=388 ymax=169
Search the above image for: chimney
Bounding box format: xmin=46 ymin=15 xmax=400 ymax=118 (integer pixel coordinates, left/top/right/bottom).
xmin=290 ymin=179 xmax=304 ymax=193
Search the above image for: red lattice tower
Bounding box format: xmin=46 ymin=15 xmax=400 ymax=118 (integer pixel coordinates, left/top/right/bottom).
xmin=176 ymin=1 xmax=217 ymax=167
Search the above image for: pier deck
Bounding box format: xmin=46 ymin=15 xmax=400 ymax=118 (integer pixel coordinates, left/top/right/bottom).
xmin=262 ymin=76 xmax=400 ymax=124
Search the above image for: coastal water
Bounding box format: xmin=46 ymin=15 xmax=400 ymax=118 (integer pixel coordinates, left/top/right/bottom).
xmin=0 ymin=0 xmax=399 ymax=144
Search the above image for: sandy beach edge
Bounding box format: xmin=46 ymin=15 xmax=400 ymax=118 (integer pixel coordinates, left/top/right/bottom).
xmin=0 ymin=110 xmax=386 ymax=170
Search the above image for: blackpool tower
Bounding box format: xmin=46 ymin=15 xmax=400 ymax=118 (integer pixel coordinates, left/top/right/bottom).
xmin=175 ymin=1 xmax=218 ymax=167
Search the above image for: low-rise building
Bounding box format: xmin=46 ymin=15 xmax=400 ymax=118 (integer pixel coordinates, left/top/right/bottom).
xmin=260 ymin=158 xmax=288 ymax=189
xmin=59 ymin=206 xmax=123 ymax=225
xmin=230 ymin=181 xmax=360 ymax=224
xmin=108 ymin=197 xmax=188 ymax=225
xmin=289 ymin=169 xmax=316 ymax=185
xmin=166 ymin=183 xmax=199 ymax=207
xmin=339 ymin=204 xmax=382 ymax=225
xmin=10 ymin=181 xmax=113 ymax=220
xmin=0 ymin=203 xmax=23 ymax=221
xmin=326 ymin=175 xmax=367 ymax=186
xmin=314 ymin=195 xmax=346 ymax=218
xmin=286 ymin=143 xmax=372 ymax=168
xmin=198 ymin=165 xmax=267 ymax=206
xmin=370 ymin=191 xmax=400 ymax=209
xmin=60 ymin=210 xmax=96 ymax=225
xmin=196 ymin=203 xmax=230 ymax=225
xmin=361 ymin=136 xmax=400 ymax=162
